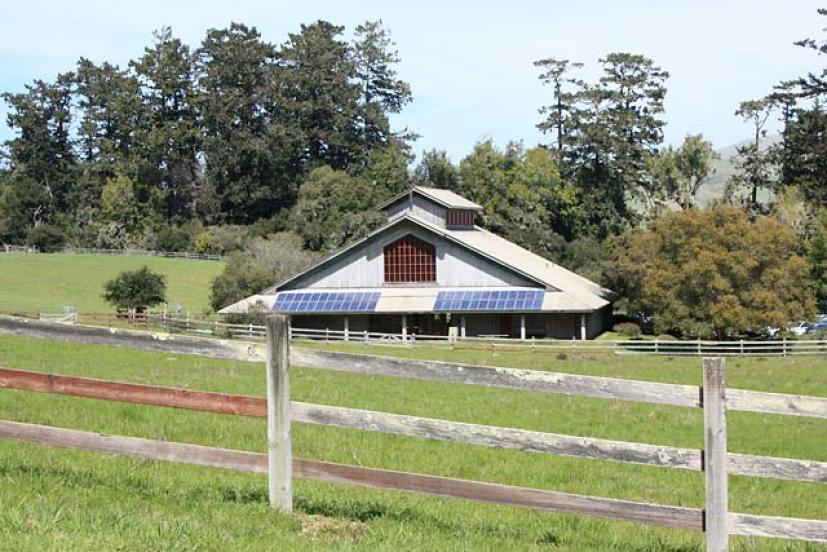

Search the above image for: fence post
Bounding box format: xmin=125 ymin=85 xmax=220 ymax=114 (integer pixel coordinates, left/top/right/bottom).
xmin=265 ymin=315 xmax=292 ymax=512
xmin=782 ymin=337 xmax=787 ymax=357
xmin=703 ymin=357 xmax=728 ymax=552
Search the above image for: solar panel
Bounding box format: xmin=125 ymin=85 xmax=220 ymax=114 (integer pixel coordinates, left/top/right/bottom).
xmin=434 ymin=290 xmax=544 ymax=311
xmin=274 ymin=291 xmax=380 ymax=313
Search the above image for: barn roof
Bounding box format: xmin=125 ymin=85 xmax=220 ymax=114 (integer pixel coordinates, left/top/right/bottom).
xmin=218 ymin=211 xmax=614 ymax=314
xmin=379 ymin=186 xmax=482 ymax=211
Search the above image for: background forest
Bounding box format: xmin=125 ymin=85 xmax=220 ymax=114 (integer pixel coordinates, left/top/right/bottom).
xmin=2 ymin=14 xmax=826 ymax=337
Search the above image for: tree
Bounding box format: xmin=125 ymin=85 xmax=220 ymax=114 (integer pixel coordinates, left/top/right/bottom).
xmin=352 ymin=20 xmax=412 ymax=157
xmin=103 ymin=266 xmax=166 ymax=312
xmin=209 ymin=233 xmax=320 ymax=312
xmin=0 ymin=171 xmax=52 ymax=243
xmin=727 ymin=99 xmax=774 ymax=210
xmin=534 ymin=52 xmax=669 ymax=236
xmin=131 ymin=26 xmax=201 ymax=220
xmin=456 ymin=142 xmax=578 ymax=256
xmin=74 ymin=59 xmax=146 ymax=200
xmin=608 ymin=206 xmax=816 ymax=338
xmin=808 ymin=210 xmax=827 ymax=311
xmin=278 ymin=20 xmax=361 ymax=170
xmin=2 ymin=74 xmax=78 ymax=216
xmin=196 ymin=23 xmax=293 ymax=223
xmin=648 ymin=134 xmax=718 ymax=211
xmin=356 ymin=140 xmax=413 ymax=198
xmin=414 ymin=149 xmax=459 ymax=190
xmin=290 ymin=166 xmax=386 ymax=251
xmin=534 ymin=57 xmax=583 ymax=167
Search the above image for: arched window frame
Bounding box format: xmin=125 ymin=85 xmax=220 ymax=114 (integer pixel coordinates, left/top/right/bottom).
xmin=383 ymin=235 xmax=436 ymax=283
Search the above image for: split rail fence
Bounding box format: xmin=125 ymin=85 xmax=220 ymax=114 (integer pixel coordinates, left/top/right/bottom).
xmin=0 ymin=315 xmax=825 ymax=550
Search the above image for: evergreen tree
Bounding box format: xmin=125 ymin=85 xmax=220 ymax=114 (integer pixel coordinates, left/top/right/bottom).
xmin=2 ymin=74 xmax=77 ymax=217
xmin=278 ymin=21 xmax=361 ymax=170
xmin=131 ymin=27 xmax=201 ymax=220
xmin=195 ymin=22 xmax=293 ymax=223
xmin=352 ymin=20 xmax=413 ymax=157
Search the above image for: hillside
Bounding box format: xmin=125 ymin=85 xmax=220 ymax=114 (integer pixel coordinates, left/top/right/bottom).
xmin=695 ymin=135 xmax=781 ymax=206
xmin=0 ymin=253 xmax=224 ymax=315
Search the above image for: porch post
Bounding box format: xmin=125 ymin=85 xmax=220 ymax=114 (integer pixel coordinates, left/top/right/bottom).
xmin=401 ymin=313 xmax=408 ymax=341
xmin=344 ymin=316 xmax=349 ymax=341
xmin=580 ymin=313 xmax=587 ymax=341
xmin=460 ymin=315 xmax=466 ymax=339
xmin=520 ymin=315 xmax=526 ymax=340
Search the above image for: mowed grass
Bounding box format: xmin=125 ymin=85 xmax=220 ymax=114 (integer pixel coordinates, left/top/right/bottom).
xmin=0 ymin=335 xmax=825 ymax=551
xmin=0 ymin=253 xmax=224 ymax=315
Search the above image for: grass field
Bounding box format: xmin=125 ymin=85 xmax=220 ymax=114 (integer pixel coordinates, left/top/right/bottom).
xmin=0 ymin=253 xmax=224 ymax=315
xmin=0 ymin=333 xmax=825 ymax=550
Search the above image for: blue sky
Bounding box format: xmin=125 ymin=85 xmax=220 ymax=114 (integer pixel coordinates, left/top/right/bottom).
xmin=0 ymin=0 xmax=822 ymax=162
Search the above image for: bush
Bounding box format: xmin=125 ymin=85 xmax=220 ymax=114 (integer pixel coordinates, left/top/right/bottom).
xmin=193 ymin=225 xmax=251 ymax=255
xmin=148 ymin=221 xmax=202 ymax=252
xmin=26 ymin=224 xmax=67 ymax=253
xmin=209 ymin=232 xmax=320 ymax=312
xmin=613 ymin=322 xmax=642 ymax=338
xmin=103 ymin=266 xmax=166 ymax=312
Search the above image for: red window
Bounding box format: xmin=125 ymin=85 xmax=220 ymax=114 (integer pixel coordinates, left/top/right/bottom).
xmin=447 ymin=209 xmax=475 ymax=227
xmin=384 ymin=235 xmax=436 ymax=283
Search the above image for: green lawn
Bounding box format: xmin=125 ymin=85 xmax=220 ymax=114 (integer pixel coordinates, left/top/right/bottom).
xmin=0 ymin=253 xmax=224 ymax=315
xmin=0 ymin=334 xmax=824 ymax=550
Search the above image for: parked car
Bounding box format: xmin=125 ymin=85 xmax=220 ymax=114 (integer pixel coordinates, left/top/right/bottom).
xmin=763 ymin=326 xmax=780 ymax=337
xmin=788 ymin=321 xmax=813 ymax=336
xmin=809 ymin=319 xmax=827 ymax=334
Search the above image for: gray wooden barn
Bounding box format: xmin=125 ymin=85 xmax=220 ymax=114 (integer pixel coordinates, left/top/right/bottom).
xmin=220 ymin=187 xmax=615 ymax=339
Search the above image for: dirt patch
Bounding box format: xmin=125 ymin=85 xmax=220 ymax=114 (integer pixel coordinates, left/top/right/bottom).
xmin=297 ymin=513 xmax=368 ymax=541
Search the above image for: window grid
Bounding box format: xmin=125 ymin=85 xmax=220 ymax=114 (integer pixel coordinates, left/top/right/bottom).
xmin=384 ymin=235 xmax=436 ymax=283
xmin=447 ymin=209 xmax=475 ymax=227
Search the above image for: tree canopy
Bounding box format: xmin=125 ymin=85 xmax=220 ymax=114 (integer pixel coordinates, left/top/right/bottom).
xmin=608 ymin=206 xmax=816 ymax=338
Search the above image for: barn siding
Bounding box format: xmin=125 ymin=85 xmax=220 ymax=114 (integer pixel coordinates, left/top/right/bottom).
xmin=384 ymin=195 xmax=447 ymax=227
xmin=285 ymin=222 xmax=536 ymax=289
xmin=411 ymin=194 xmax=447 ymax=227
xmin=385 ymin=197 xmax=410 ymax=223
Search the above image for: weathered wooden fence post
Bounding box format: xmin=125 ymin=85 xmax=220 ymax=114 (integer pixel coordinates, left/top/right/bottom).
xmin=266 ymin=314 xmax=292 ymax=512
xmin=703 ymin=357 xmax=728 ymax=551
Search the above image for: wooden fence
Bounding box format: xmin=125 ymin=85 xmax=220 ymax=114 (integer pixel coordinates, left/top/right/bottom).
xmin=140 ymin=318 xmax=827 ymax=356
xmin=63 ymin=247 xmax=225 ymax=261
xmin=290 ymin=326 xmax=827 ymax=355
xmin=0 ymin=315 xmax=825 ymax=550
xmin=1 ymin=245 xmax=224 ymax=261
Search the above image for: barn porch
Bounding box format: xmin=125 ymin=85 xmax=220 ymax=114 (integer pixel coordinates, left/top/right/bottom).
xmin=290 ymin=307 xmax=611 ymax=340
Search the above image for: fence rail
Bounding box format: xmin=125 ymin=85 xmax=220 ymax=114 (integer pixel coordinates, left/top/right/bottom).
xmin=63 ymin=247 xmax=225 ymax=261
xmin=0 ymin=244 xmax=224 ymax=261
xmin=289 ymin=326 xmax=827 ymax=356
xmin=0 ymin=315 xmax=825 ymax=549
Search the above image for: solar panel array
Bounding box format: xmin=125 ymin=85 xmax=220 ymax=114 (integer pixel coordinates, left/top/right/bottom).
xmin=434 ymin=290 xmax=544 ymax=311
xmin=274 ymin=291 xmax=380 ymax=312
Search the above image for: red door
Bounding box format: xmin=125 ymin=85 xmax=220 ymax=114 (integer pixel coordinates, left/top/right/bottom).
xmin=499 ymin=314 xmax=513 ymax=337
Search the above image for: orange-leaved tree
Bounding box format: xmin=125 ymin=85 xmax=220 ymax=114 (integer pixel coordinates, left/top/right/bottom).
xmin=608 ymin=206 xmax=816 ymax=338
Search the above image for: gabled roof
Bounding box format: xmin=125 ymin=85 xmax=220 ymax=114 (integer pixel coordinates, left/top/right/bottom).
xmin=254 ymin=213 xmax=613 ymax=312
xmin=379 ymin=186 xmax=482 ymax=211
xmin=438 ymin=221 xmax=615 ymax=310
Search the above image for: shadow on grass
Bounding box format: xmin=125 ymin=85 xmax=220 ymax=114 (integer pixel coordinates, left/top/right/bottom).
xmin=1 ymin=458 xmax=705 ymax=551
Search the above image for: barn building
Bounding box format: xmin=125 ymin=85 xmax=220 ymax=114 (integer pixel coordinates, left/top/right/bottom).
xmin=221 ymin=187 xmax=614 ymax=339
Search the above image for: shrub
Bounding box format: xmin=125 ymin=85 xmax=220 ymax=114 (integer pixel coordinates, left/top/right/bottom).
xmin=209 ymin=232 xmax=320 ymax=312
xmin=613 ymin=322 xmax=642 ymax=338
xmin=193 ymin=225 xmax=251 ymax=255
xmin=26 ymin=224 xmax=66 ymax=253
xmin=103 ymin=266 xmax=166 ymax=312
